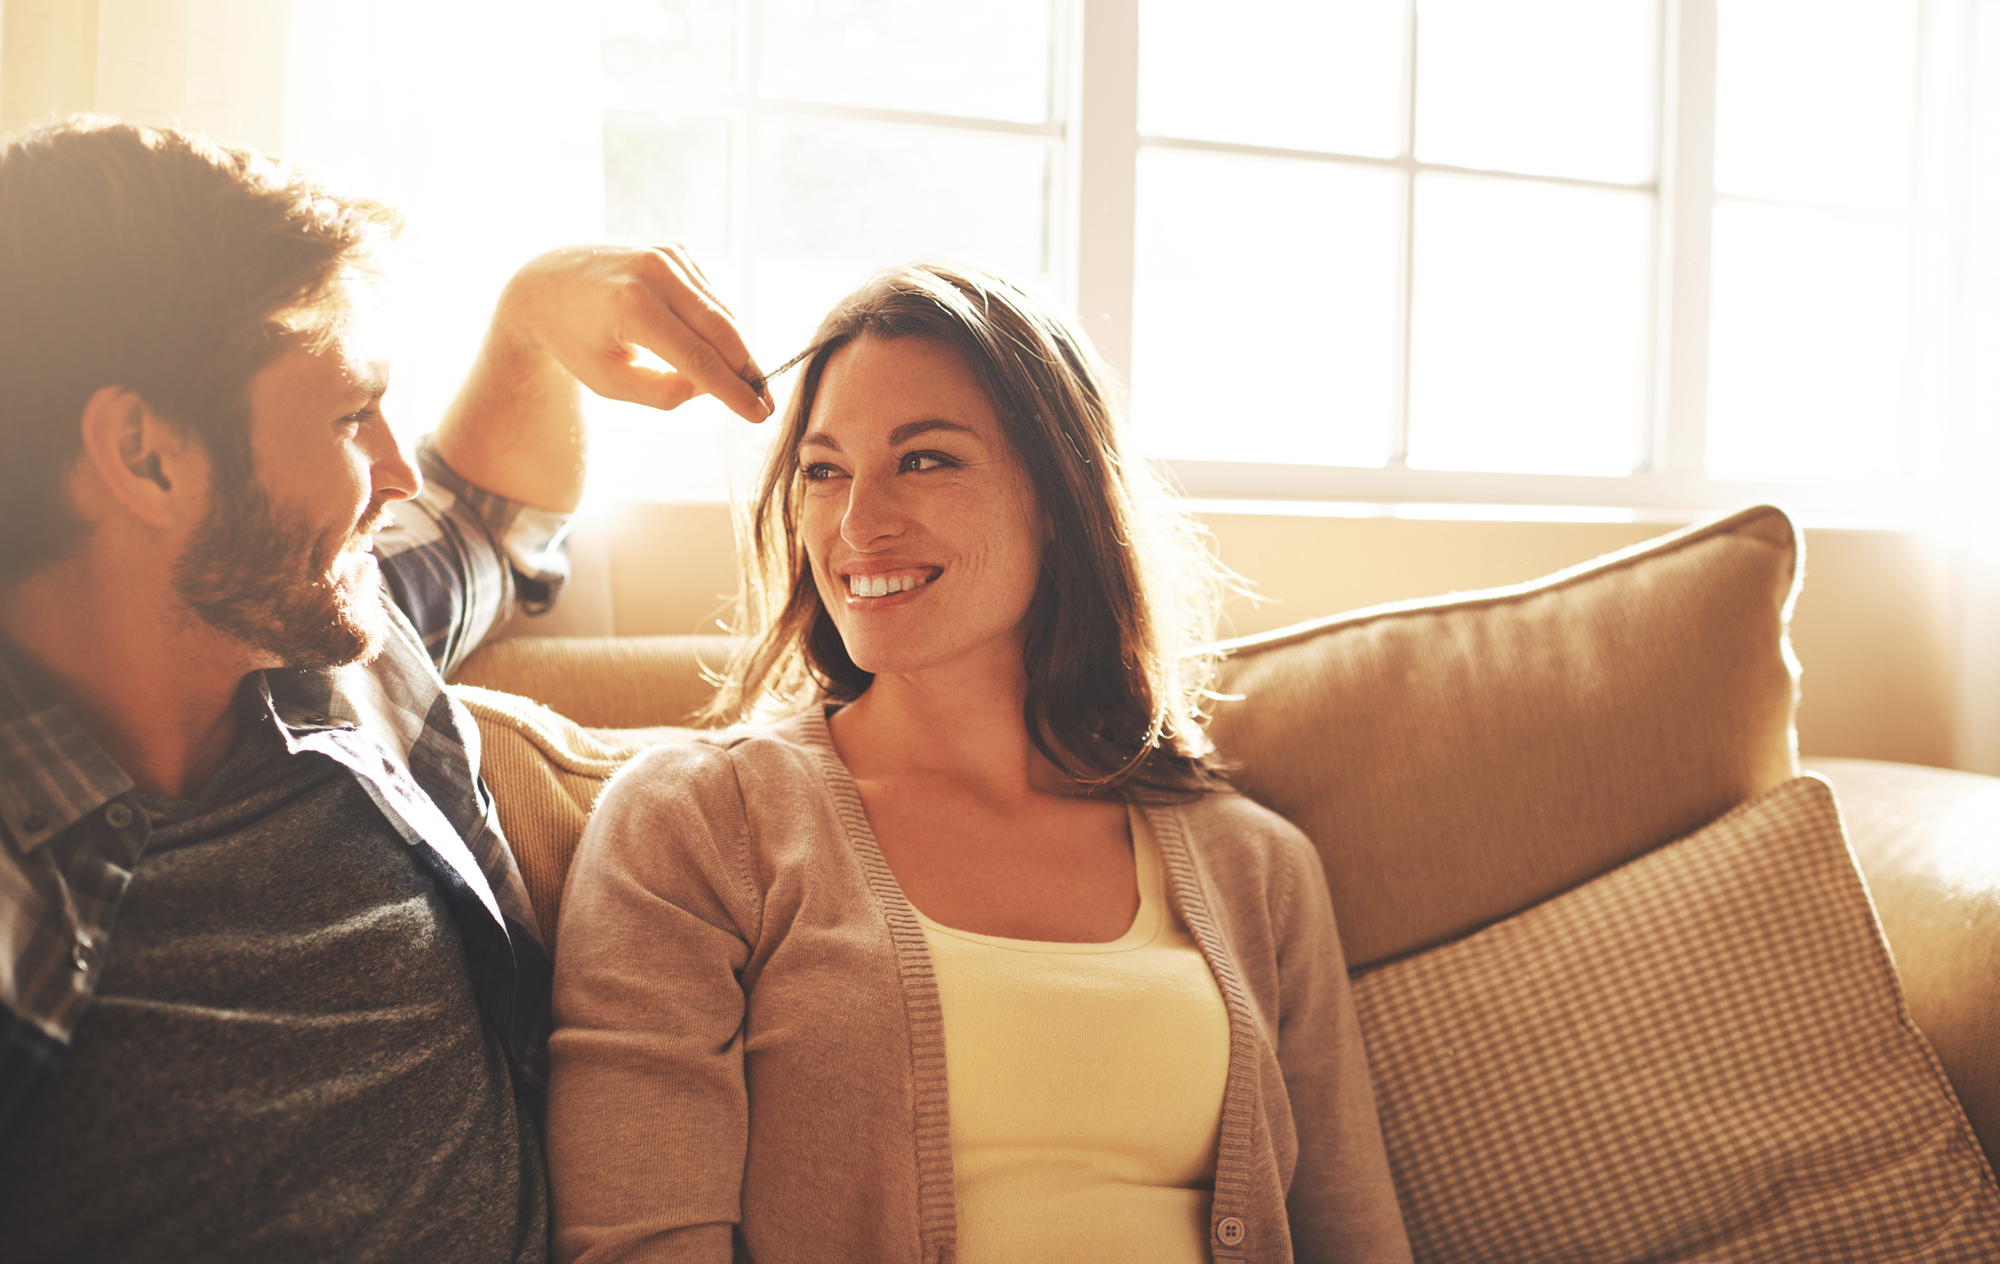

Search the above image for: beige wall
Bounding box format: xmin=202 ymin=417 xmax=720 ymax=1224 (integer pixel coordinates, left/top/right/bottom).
xmin=1 ymin=0 xmax=291 ymax=149
xmin=523 ymin=504 xmax=1961 ymax=770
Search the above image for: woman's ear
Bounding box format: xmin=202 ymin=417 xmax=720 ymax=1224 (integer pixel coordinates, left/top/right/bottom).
xmin=72 ymin=386 xmax=208 ymax=529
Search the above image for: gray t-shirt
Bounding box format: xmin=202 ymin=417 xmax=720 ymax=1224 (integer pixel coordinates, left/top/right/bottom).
xmin=0 ymin=709 xmax=548 ymax=1262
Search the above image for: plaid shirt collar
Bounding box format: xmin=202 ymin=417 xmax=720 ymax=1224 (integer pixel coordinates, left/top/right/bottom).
xmin=0 ymin=638 xmax=135 ymax=855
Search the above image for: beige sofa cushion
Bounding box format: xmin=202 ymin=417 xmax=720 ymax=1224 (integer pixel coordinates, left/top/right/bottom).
xmin=1354 ymin=774 xmax=2000 ymax=1262
xmin=453 ymin=685 xmax=696 ymax=949
xmin=1805 ymin=756 xmax=2000 ymax=1165
xmin=454 ymin=634 xmax=740 ymax=730
xmin=1207 ymin=503 xmax=1801 ymax=970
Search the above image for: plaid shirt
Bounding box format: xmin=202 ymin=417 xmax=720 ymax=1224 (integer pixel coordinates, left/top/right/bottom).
xmin=0 ymin=440 xmax=570 ymax=1155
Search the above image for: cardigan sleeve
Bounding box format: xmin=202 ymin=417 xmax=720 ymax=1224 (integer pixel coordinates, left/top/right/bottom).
xmin=546 ymin=740 xmax=762 ymax=1264
xmin=1273 ymin=829 xmax=1414 ymax=1264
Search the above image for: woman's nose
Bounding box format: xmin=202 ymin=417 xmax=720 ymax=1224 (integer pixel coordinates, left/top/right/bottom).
xmin=840 ymin=473 xmax=905 ymax=549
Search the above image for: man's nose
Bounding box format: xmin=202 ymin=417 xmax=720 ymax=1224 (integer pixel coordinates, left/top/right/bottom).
xmin=366 ymin=412 xmax=421 ymax=504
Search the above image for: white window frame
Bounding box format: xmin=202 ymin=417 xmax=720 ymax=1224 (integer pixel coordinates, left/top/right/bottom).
xmin=1064 ymin=0 xmax=1971 ymax=521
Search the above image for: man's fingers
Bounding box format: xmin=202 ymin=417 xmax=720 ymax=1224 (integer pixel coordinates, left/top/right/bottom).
xmin=658 ymin=243 xmax=729 ymax=316
xmin=572 ymin=352 xmax=702 ymax=412
xmin=624 ymin=276 xmax=772 ymax=423
xmin=638 ymin=247 xmax=774 ymax=414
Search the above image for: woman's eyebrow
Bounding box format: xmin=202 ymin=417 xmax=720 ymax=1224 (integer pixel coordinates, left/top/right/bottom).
xmin=801 ymin=418 xmax=981 ymax=452
xmin=887 ymin=419 xmax=977 ymax=445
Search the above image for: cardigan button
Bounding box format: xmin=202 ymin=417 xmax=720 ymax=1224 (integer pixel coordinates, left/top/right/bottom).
xmin=1215 ymin=1216 xmax=1246 ymax=1247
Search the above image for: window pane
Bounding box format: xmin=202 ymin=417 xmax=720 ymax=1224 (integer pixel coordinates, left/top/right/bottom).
xmin=603 ymin=110 xmax=732 ymax=256
xmin=1139 ymin=0 xmax=1404 ymax=157
xmin=1407 ymin=173 xmax=1653 ymax=475
xmin=1415 ymin=0 xmax=1658 ymax=185
xmin=1714 ymin=0 xmax=1918 ymax=209
xmin=602 ymin=0 xmax=735 ymax=100
xmin=1706 ymin=203 xmax=1909 ymax=481
xmin=1131 ymin=150 xmax=1402 ymax=466
xmin=760 ymin=0 xmax=1052 ymax=123
xmin=755 ymin=119 xmax=1051 ymax=353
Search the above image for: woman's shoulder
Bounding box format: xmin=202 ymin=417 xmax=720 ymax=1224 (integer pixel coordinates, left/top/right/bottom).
xmin=605 ymin=710 xmax=830 ymax=800
xmin=575 ymin=712 xmax=837 ymax=906
xmin=1161 ymin=785 xmax=1315 ymax=851
xmin=1149 ymin=787 xmax=1329 ymax=895
xmin=1151 ymin=789 xmax=1341 ymax=962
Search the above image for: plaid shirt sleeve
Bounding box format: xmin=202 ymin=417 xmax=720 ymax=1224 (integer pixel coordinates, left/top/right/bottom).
xmin=375 ymin=439 xmax=574 ymax=679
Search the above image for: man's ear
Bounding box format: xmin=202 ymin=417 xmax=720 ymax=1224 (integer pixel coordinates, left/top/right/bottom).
xmin=72 ymin=386 xmax=208 ymax=529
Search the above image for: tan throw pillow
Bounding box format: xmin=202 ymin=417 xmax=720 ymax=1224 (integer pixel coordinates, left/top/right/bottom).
xmin=452 ymin=684 xmax=700 ymax=947
xmin=1352 ymin=775 xmax=2000 ymax=1262
xmin=1208 ymin=504 xmax=1801 ymax=970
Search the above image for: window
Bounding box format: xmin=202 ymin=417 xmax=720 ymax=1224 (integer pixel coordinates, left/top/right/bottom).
xmin=594 ymin=0 xmax=1066 ymax=498
xmin=594 ymin=0 xmax=1964 ymax=518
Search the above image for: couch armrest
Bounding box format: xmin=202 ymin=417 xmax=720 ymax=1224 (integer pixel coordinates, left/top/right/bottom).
xmin=1806 ymin=757 xmax=2000 ymax=1164
xmin=450 ymin=634 xmax=735 ymax=729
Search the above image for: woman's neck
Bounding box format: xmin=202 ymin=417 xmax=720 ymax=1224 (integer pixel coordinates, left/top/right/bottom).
xmin=829 ymin=660 xmax=1077 ymax=801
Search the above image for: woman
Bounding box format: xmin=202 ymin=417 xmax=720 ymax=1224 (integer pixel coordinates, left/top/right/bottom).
xmin=546 ymin=263 xmax=1411 ymax=1264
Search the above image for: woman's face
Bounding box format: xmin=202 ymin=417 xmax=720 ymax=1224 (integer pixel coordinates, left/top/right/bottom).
xmin=798 ymin=333 xmax=1047 ymax=685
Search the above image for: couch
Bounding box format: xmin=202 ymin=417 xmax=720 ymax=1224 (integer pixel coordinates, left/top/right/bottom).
xmin=450 ymin=505 xmax=2000 ymax=1261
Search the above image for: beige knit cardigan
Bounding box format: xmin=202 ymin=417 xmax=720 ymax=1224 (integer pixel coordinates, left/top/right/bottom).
xmin=546 ymin=709 xmax=1411 ymax=1264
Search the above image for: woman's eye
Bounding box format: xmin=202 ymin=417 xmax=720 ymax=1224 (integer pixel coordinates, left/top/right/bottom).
xmin=800 ymin=462 xmax=843 ymax=482
xmin=901 ymin=451 xmax=954 ymax=473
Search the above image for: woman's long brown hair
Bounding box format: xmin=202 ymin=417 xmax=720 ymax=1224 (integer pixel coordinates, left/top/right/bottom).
xmin=707 ymin=262 xmax=1239 ymax=799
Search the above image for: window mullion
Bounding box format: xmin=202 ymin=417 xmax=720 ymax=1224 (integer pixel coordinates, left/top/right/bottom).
xmin=1655 ymin=0 xmax=1718 ymax=478
xmin=1069 ymin=0 xmax=1139 ymax=386
xmin=1393 ymin=0 xmax=1419 ymax=467
xmin=734 ymin=0 xmax=764 ymax=339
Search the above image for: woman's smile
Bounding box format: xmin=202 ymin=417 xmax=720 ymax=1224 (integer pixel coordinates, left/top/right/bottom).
xmin=841 ymin=565 xmax=941 ymax=601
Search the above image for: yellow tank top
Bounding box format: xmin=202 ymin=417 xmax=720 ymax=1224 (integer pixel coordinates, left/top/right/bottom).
xmin=914 ymin=805 xmax=1232 ymax=1264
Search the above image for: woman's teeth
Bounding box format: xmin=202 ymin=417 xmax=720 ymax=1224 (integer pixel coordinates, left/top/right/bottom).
xmin=848 ymin=573 xmax=926 ymax=598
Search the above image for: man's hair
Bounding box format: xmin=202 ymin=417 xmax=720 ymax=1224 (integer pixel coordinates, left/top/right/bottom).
xmin=0 ymin=116 xmax=400 ymax=585
xmin=711 ymin=261 xmax=1239 ymax=797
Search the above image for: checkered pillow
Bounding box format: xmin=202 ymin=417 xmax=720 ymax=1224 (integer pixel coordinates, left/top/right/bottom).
xmin=1351 ymin=775 xmax=2000 ymax=1262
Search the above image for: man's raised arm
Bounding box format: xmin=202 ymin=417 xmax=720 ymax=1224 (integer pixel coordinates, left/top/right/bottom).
xmin=433 ymin=243 xmax=774 ymax=514
xmin=378 ymin=244 xmax=772 ymax=674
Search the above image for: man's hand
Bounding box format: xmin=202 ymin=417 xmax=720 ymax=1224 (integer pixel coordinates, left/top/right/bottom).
xmin=499 ymin=243 xmax=773 ymax=422
xmin=434 ymin=243 xmax=773 ymax=513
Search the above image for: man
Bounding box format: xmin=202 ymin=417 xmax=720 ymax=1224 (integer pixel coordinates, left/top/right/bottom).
xmin=0 ymin=117 xmax=770 ymax=1258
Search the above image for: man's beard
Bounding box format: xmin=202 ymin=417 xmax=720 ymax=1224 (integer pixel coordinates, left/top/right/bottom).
xmin=173 ymin=475 xmax=389 ymax=671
